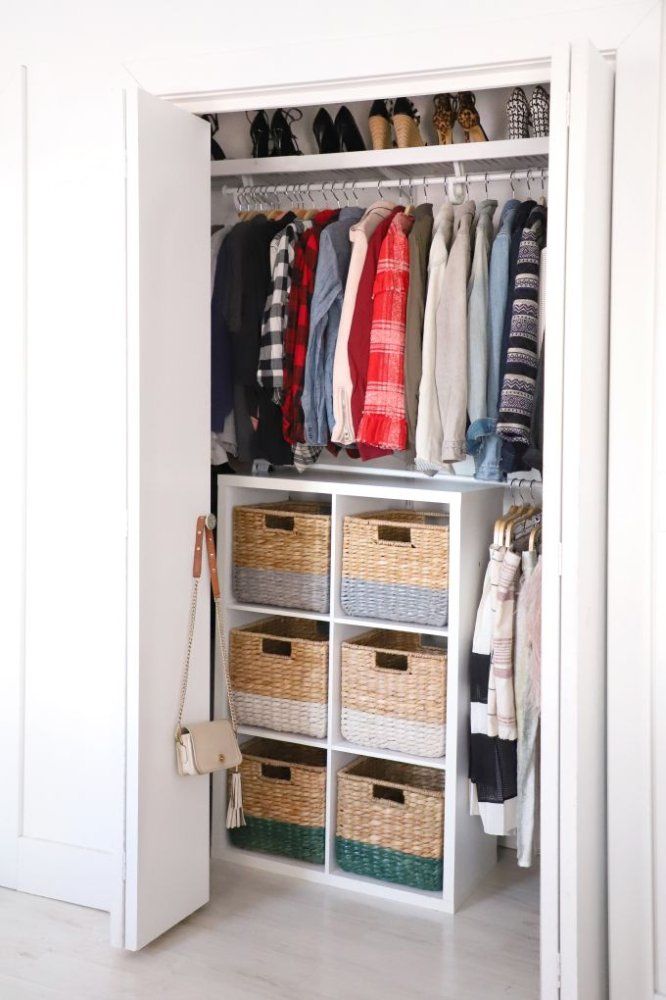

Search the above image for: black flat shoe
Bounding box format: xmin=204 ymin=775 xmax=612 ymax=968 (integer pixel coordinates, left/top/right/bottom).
xmin=246 ymin=110 xmax=271 ymax=158
xmin=335 ymin=106 xmax=366 ymax=152
xmin=270 ymin=108 xmax=303 ymax=156
xmin=313 ymin=107 xmax=340 ymax=154
xmin=200 ymin=113 xmax=226 ymax=160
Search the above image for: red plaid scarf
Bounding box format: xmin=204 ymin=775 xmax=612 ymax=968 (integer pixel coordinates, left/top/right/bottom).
xmin=356 ymin=212 xmax=413 ymax=452
xmin=282 ymin=210 xmax=338 ymax=445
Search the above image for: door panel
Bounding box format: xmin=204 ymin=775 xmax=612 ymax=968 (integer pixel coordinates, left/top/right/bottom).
xmin=558 ymin=40 xmax=614 ymax=1000
xmin=0 ymin=65 xmax=26 ymax=892
xmin=124 ymin=88 xmax=210 ymax=951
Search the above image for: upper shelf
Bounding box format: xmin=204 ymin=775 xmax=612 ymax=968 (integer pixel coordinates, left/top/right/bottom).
xmin=210 ymin=136 xmax=549 ymax=187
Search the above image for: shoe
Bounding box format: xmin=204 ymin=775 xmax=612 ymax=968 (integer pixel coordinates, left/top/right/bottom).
xmin=457 ymin=91 xmax=488 ymax=142
xmin=368 ymin=99 xmax=393 ymax=150
xmin=246 ymin=110 xmax=271 ymax=158
xmin=334 ymin=106 xmax=366 ymax=152
xmin=201 ymin=113 xmax=226 ymax=160
xmin=530 ymin=85 xmax=550 ymax=138
xmin=313 ymin=108 xmax=340 ymax=154
xmin=506 ymin=87 xmax=530 ymax=140
xmin=433 ymin=94 xmax=457 ymax=145
xmin=270 ymin=108 xmax=303 ymax=156
xmin=392 ymin=98 xmax=424 ymax=148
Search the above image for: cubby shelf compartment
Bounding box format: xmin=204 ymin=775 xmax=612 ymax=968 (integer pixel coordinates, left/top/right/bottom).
xmin=211 ymin=136 xmax=549 ymax=186
xmin=331 ymin=740 xmax=446 ymax=772
xmin=213 ymin=471 xmax=504 ymax=913
xmin=334 ymin=615 xmax=448 ymax=638
xmin=238 ymin=725 xmax=328 ymax=750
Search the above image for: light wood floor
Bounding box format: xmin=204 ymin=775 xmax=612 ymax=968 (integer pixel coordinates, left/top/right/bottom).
xmin=0 ymin=850 xmax=538 ymax=1000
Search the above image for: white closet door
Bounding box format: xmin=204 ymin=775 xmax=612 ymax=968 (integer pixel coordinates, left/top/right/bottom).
xmin=542 ymin=40 xmax=614 ymax=1000
xmin=0 ymin=66 xmax=26 ymax=892
xmin=124 ymin=89 xmax=211 ymax=951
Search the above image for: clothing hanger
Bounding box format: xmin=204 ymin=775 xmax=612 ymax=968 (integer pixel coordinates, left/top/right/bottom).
xmin=303 ymin=183 xmax=318 ymax=220
xmin=528 ymin=523 xmax=542 ymax=552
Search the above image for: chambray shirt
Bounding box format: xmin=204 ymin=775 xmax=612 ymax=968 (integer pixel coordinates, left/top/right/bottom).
xmin=467 ymin=199 xmax=520 ymax=481
xmin=302 ymin=207 xmax=364 ymax=446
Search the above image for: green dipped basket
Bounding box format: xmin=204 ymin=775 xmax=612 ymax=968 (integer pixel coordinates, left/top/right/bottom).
xmin=335 ymin=757 xmax=445 ymax=891
xmin=229 ymin=738 xmax=326 ymax=865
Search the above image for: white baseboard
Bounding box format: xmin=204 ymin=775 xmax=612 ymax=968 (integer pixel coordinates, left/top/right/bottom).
xmin=17 ymin=837 xmax=114 ymax=911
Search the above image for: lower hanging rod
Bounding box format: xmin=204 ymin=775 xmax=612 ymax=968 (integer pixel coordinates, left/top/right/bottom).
xmin=218 ymin=167 xmax=548 ymax=200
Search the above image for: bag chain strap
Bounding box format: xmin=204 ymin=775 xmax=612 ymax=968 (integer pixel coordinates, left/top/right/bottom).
xmin=176 ymin=514 xmax=237 ymax=741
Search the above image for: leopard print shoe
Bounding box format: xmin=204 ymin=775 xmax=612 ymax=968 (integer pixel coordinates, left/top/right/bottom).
xmin=433 ymin=93 xmax=457 ymax=145
xmin=457 ymin=91 xmax=488 ymax=142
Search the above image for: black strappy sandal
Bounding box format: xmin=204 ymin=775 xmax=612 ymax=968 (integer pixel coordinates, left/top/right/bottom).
xmin=246 ymin=110 xmax=271 ymax=158
xmin=270 ymin=108 xmax=303 ymax=156
xmin=200 ymin=113 xmax=226 ymax=161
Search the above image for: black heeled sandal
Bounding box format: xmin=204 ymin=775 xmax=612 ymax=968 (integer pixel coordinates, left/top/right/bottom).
xmin=246 ymin=110 xmax=271 ymax=158
xmin=270 ymin=108 xmax=303 ymax=156
xmin=334 ymin=106 xmax=366 ymax=152
xmin=200 ymin=113 xmax=226 ymax=160
xmin=313 ymin=108 xmax=340 ymax=154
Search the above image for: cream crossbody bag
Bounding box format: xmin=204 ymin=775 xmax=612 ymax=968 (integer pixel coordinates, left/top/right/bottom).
xmin=175 ymin=513 xmax=245 ymax=829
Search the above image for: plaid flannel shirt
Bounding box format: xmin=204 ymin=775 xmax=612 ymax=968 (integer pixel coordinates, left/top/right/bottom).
xmin=257 ymin=220 xmax=311 ymax=401
xmin=281 ymin=210 xmax=338 ymax=447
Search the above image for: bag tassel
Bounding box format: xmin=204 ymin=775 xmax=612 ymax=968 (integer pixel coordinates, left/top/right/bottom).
xmin=226 ymin=767 xmax=246 ymax=829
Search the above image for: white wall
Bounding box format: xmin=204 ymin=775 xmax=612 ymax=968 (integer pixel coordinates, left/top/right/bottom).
xmin=0 ymin=0 xmax=659 ymax=929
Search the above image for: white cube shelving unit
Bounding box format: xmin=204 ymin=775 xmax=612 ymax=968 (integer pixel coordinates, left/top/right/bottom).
xmin=212 ymin=471 xmax=503 ymax=913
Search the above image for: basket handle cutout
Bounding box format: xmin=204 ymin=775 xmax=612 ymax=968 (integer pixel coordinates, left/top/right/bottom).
xmin=376 ymin=524 xmax=413 ymax=546
xmin=261 ymin=763 xmax=292 ymax=782
xmin=262 ymin=638 xmax=292 ymax=658
xmin=372 ymin=784 xmax=405 ymax=805
xmin=265 ymin=514 xmax=294 ymax=531
xmin=375 ymin=651 xmax=409 ymax=672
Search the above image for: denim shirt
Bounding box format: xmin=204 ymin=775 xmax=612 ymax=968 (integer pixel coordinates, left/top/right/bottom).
xmin=302 ymin=207 xmax=364 ymax=445
xmin=467 ymin=199 xmax=520 ymax=480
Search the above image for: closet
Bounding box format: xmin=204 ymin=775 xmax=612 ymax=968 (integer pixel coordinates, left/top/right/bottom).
xmin=123 ymin=39 xmax=612 ymax=1000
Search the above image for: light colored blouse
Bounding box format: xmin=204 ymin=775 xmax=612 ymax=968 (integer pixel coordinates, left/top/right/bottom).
xmin=414 ymin=203 xmax=454 ymax=473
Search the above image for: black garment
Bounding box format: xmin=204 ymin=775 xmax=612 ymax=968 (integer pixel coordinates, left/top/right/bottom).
xmin=498 ymin=199 xmax=536 ymax=474
xmin=468 ymin=651 xmax=518 ymax=806
xmin=211 ymin=232 xmax=235 ymax=432
xmin=253 ymin=389 xmax=294 ymax=466
xmin=522 ymin=347 xmax=545 ymax=472
xmin=215 ymin=214 xmax=296 ymax=460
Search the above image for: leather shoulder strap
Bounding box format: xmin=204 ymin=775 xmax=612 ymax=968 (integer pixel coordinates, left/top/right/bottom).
xmin=192 ymin=513 xmax=220 ymax=598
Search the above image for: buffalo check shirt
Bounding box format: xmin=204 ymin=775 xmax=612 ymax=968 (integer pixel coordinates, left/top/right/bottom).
xmin=257 ymin=219 xmax=311 ymax=402
xmin=281 ymin=210 xmax=338 ymax=446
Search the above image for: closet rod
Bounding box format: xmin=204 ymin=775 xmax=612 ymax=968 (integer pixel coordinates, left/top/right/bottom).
xmin=218 ymin=167 xmax=548 ymax=198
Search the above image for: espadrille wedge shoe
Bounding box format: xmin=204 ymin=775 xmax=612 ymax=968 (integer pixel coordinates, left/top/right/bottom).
xmin=392 ymin=97 xmax=424 ymax=148
xmin=368 ymin=99 xmax=393 ymax=150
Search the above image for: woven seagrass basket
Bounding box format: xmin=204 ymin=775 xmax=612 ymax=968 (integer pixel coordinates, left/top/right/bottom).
xmin=229 ymin=738 xmax=327 ymax=864
xmin=232 ymin=501 xmax=331 ymax=613
xmin=340 ymin=509 xmax=449 ymax=627
xmin=229 ymin=617 xmax=329 ymax=738
xmin=341 ymin=630 xmax=446 ymax=757
xmin=335 ymin=757 xmax=445 ymax=891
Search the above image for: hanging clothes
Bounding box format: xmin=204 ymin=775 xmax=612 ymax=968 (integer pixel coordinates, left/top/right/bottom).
xmin=497 ymin=204 xmax=547 ymax=444
xmin=469 ymin=543 xmax=518 ymax=836
xmin=403 ymin=203 xmax=434 ymax=448
xmin=281 ymin=209 xmax=338 ymax=447
xmin=466 ymin=199 xmax=498 ymax=426
xmin=257 ymin=218 xmax=312 ymax=402
xmin=347 ymin=205 xmax=403 ymax=458
xmin=330 ymin=201 xmax=396 ymax=447
xmin=210 ymin=228 xmax=236 ymax=465
xmin=435 ymin=199 xmax=475 ymax=464
xmin=414 ymin=203 xmax=454 ymax=473
xmin=487 ymin=547 xmax=521 ymax=740
xmin=467 ymin=199 xmax=521 ymax=481
xmin=514 ymin=551 xmax=542 ymax=868
xmin=356 ymin=211 xmax=414 ymax=451
xmin=301 ymin=207 xmax=364 ymax=447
